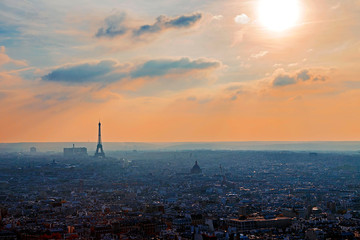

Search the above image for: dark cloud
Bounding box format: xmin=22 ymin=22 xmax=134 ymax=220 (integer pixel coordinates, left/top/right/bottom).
xmin=133 ymin=22 xmax=162 ymax=36
xmin=313 ymin=76 xmax=327 ymax=81
xmin=131 ymin=57 xmax=220 ymax=78
xmin=297 ymin=69 xmax=311 ymax=81
xmin=95 ymin=12 xmax=128 ymax=38
xmin=230 ymin=90 xmax=244 ymax=101
xmin=42 ymin=60 xmax=117 ymax=83
xmin=95 ymin=12 xmax=202 ymax=39
xmin=272 ymin=69 xmax=328 ymax=87
xmin=42 ymin=57 xmax=221 ymax=86
xmin=165 ymin=13 xmax=202 ymax=28
xmin=133 ymin=12 xmax=202 ymax=37
xmin=273 ymin=74 xmax=297 ymax=87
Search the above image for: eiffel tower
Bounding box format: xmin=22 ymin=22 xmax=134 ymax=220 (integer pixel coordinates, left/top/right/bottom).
xmin=94 ymin=121 xmax=105 ymax=157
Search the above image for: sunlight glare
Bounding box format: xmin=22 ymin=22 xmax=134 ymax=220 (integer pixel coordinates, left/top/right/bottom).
xmin=258 ymin=0 xmax=301 ymax=32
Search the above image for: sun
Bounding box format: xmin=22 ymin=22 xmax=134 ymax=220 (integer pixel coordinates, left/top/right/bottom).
xmin=257 ymin=0 xmax=301 ymax=32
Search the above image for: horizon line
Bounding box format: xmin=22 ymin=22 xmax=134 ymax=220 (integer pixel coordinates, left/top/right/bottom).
xmin=2 ymin=140 xmax=360 ymax=144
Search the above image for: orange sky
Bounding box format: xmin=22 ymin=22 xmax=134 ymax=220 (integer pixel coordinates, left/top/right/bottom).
xmin=0 ymin=0 xmax=359 ymax=142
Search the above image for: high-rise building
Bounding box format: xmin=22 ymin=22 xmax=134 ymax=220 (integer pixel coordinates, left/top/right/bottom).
xmin=94 ymin=121 xmax=105 ymax=158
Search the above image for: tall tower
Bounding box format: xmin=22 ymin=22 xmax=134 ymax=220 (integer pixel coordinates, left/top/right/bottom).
xmin=95 ymin=121 xmax=105 ymax=157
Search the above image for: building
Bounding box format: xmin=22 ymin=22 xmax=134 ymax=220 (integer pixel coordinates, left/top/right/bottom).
xmin=227 ymin=217 xmax=292 ymax=232
xmin=305 ymin=228 xmax=325 ymax=240
xmin=191 ymin=161 xmax=202 ymax=174
xmin=64 ymin=144 xmax=87 ymax=157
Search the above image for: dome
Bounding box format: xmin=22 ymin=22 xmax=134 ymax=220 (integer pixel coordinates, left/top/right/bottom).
xmin=191 ymin=161 xmax=202 ymax=174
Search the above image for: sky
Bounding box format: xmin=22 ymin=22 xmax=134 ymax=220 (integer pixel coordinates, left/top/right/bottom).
xmin=0 ymin=0 xmax=359 ymax=142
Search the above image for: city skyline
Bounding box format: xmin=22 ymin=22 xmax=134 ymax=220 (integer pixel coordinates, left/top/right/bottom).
xmin=1 ymin=0 xmax=360 ymax=142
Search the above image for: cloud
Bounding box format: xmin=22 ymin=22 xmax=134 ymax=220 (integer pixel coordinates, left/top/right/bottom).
xmin=251 ymin=50 xmax=268 ymax=59
xmin=166 ymin=13 xmax=202 ymax=28
xmin=0 ymin=46 xmax=27 ymax=67
xmin=133 ymin=12 xmax=202 ymax=37
xmin=95 ymin=12 xmax=202 ymax=41
xmin=234 ymin=14 xmax=250 ymax=24
xmin=273 ymin=74 xmax=297 ymax=87
xmin=297 ymin=69 xmax=310 ymax=81
xmin=42 ymin=60 xmax=119 ymax=83
xmin=95 ymin=12 xmax=128 ymax=38
xmin=313 ymin=76 xmax=327 ymax=81
xmin=35 ymin=92 xmax=70 ymax=103
xmin=212 ymin=15 xmax=223 ymax=21
xmin=132 ymin=21 xmax=162 ymax=37
xmin=230 ymin=88 xmax=245 ymax=101
xmin=42 ymin=57 xmax=221 ymax=85
xmin=187 ymin=96 xmax=197 ymax=101
xmin=288 ymin=62 xmax=298 ymax=67
xmin=131 ymin=57 xmax=220 ymax=78
xmin=272 ymin=68 xmax=328 ymax=87
xmin=0 ymin=46 xmax=11 ymax=66
xmin=225 ymin=85 xmax=243 ymax=92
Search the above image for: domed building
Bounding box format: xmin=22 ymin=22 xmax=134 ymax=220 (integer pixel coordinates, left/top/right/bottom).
xmin=191 ymin=161 xmax=202 ymax=174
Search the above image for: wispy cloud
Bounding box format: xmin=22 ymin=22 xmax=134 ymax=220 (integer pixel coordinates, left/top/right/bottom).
xmin=0 ymin=46 xmax=27 ymax=67
xmin=95 ymin=12 xmax=128 ymax=38
xmin=212 ymin=15 xmax=223 ymax=21
xmin=250 ymin=50 xmax=268 ymax=59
